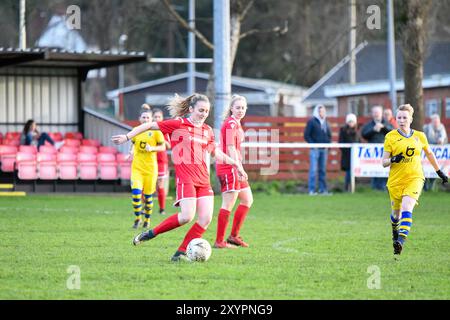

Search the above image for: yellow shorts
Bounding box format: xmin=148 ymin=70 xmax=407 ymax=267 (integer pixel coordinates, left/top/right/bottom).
xmin=387 ymin=178 xmax=425 ymax=210
xmin=130 ymin=167 xmax=158 ymax=195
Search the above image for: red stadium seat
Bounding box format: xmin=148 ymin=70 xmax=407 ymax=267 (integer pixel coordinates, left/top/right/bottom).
xmin=59 ymin=146 xmax=78 ymax=154
xmin=64 ymin=139 xmax=81 ymax=147
xmin=97 ymin=153 xmax=116 ymax=163
xmin=116 ymin=153 xmax=132 ymax=180
xmin=65 ymin=132 xmax=83 ymax=140
xmin=16 ymin=152 xmax=36 ymax=163
xmin=0 ymin=145 xmax=18 ymax=172
xmin=5 ymin=132 xmax=21 ymax=140
xmin=19 ymin=145 xmax=38 ymax=154
xmin=79 ymin=145 xmax=98 ymax=154
xmin=99 ymin=164 xmax=118 ymax=180
xmin=17 ymin=161 xmax=38 ymax=180
xmin=79 ymin=162 xmax=98 ymax=180
xmin=57 ymin=152 xmax=77 ymax=162
xmin=98 ymin=146 xmax=118 ymax=154
xmin=0 ymin=145 xmax=18 ymax=155
xmin=78 ymin=153 xmax=97 ymax=163
xmin=78 ymin=153 xmax=98 ymax=180
xmin=3 ymin=139 xmax=20 ymax=146
xmin=82 ymin=139 xmax=100 ymax=147
xmin=57 ymin=152 xmax=78 ymax=180
xmin=37 ymin=152 xmax=57 ymax=162
xmin=97 ymin=153 xmax=118 ymax=180
xmin=39 ymin=145 xmax=57 ymax=154
xmin=58 ymin=162 xmax=78 ymax=180
xmin=49 ymin=132 xmax=63 ymax=142
xmin=116 ymin=153 xmax=129 ymax=163
xmin=39 ymin=161 xmax=58 ymax=180
xmin=16 ymin=152 xmax=37 ymax=180
xmin=118 ymin=162 xmax=131 ymax=180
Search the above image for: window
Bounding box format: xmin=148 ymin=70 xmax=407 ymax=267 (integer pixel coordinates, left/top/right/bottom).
xmin=347 ymin=97 xmax=368 ymax=116
xmin=446 ymin=98 xmax=450 ymax=118
xmin=425 ymin=99 xmax=441 ymax=117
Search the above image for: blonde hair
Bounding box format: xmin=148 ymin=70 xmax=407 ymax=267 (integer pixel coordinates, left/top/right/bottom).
xmin=167 ymin=93 xmax=209 ymax=118
xmin=140 ymin=103 xmax=152 ymax=115
xmin=397 ymin=104 xmax=414 ymax=118
xmin=222 ymin=94 xmax=247 ymax=119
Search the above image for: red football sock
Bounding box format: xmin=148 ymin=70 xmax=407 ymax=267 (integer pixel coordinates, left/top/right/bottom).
xmin=178 ymin=223 xmax=206 ymax=253
xmin=157 ymin=186 xmax=166 ymax=210
xmin=153 ymin=213 xmax=181 ymax=236
xmin=216 ymin=209 xmax=231 ymax=243
xmin=231 ymin=205 xmax=250 ymax=237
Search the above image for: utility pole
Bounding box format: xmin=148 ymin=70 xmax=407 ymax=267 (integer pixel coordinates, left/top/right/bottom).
xmin=387 ymin=0 xmax=397 ymax=110
xmin=19 ymin=0 xmax=26 ymax=49
xmin=118 ymin=34 xmax=128 ymax=88
xmin=213 ymin=0 xmax=231 ymax=131
xmin=349 ymin=0 xmax=356 ymax=84
xmin=187 ymin=0 xmax=196 ymax=95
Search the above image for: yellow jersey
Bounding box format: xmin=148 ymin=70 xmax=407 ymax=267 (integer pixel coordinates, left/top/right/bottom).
xmin=131 ymin=129 xmax=165 ymax=174
xmin=384 ymin=129 xmax=430 ymax=187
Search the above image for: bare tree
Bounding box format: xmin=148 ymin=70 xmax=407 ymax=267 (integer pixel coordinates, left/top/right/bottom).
xmin=401 ymin=0 xmax=432 ymax=130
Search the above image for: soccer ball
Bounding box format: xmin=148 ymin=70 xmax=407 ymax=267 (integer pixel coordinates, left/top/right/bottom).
xmin=186 ymin=238 xmax=212 ymax=262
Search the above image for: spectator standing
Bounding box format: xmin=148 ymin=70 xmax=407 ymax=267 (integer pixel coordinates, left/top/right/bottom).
xmin=304 ymin=104 xmax=332 ymax=195
xmin=361 ymin=106 xmax=394 ymax=191
xmin=339 ymin=113 xmax=360 ymax=192
xmin=423 ymin=114 xmax=448 ymax=190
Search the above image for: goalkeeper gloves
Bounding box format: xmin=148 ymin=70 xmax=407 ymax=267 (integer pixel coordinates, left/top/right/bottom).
xmin=436 ymin=170 xmax=448 ymax=185
xmin=390 ymin=153 xmax=404 ymax=163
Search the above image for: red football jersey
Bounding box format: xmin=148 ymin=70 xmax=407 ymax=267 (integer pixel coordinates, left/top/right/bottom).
xmin=157 ymin=118 xmax=216 ymax=186
xmin=216 ymin=116 xmax=244 ymax=175
xmin=156 ymin=133 xmax=170 ymax=165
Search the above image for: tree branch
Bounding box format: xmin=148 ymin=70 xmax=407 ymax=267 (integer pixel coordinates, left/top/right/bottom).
xmin=239 ymin=0 xmax=255 ymax=22
xmin=161 ymin=0 xmax=214 ymax=50
xmin=239 ymin=20 xmax=288 ymax=40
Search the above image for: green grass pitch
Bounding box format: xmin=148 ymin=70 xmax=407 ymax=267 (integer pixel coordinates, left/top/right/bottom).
xmin=0 ymin=191 xmax=449 ymax=299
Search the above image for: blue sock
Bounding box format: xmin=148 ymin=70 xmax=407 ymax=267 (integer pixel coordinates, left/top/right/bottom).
xmin=399 ymin=211 xmax=413 ymax=241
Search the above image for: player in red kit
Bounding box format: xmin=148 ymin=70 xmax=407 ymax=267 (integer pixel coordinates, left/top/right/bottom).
xmin=214 ymin=95 xmax=253 ymax=248
xmin=152 ymin=108 xmax=170 ymax=215
xmin=112 ymin=93 xmax=248 ymax=262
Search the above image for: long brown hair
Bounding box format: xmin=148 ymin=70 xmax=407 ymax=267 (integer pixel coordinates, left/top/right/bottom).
xmin=167 ymin=93 xmax=209 ymax=118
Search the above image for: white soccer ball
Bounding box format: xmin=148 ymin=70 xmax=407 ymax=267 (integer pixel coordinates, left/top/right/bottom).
xmin=186 ymin=238 xmax=212 ymax=262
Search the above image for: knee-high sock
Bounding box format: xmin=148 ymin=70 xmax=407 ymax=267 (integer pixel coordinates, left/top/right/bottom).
xmin=131 ymin=188 xmax=142 ymax=220
xmin=178 ymin=222 xmax=206 ymax=253
xmin=216 ymin=209 xmax=231 ymax=243
xmin=399 ymin=211 xmax=413 ymax=240
xmin=143 ymin=194 xmax=153 ymax=222
xmin=157 ymin=186 xmax=166 ymax=211
xmin=153 ymin=213 xmax=182 ymax=236
xmin=231 ymin=205 xmax=250 ymax=237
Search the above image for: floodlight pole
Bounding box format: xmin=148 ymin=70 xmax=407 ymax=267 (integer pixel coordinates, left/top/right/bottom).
xmin=387 ymin=0 xmax=397 ymax=110
xmin=19 ymin=0 xmax=26 ymax=49
xmin=187 ymin=0 xmax=196 ymax=94
xmin=213 ymin=0 xmax=231 ymax=133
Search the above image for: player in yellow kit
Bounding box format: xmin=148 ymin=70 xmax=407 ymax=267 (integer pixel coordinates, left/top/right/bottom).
xmin=128 ymin=104 xmax=166 ymax=229
xmin=382 ymin=104 xmax=448 ymax=256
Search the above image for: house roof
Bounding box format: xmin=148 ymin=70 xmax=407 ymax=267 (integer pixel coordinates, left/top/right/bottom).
xmin=0 ymin=47 xmax=146 ymax=71
xmin=107 ymin=71 xmax=306 ymax=98
xmin=304 ymin=41 xmax=450 ymax=101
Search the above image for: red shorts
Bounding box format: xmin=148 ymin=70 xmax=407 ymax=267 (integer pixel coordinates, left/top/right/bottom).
xmin=157 ymin=162 xmax=168 ymax=178
xmin=174 ymin=182 xmax=214 ymax=207
xmin=217 ymin=168 xmax=250 ymax=193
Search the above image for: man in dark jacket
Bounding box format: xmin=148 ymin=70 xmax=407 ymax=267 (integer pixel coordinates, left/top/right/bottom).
xmin=304 ymin=104 xmax=332 ymax=195
xmin=361 ymin=105 xmax=394 ymax=190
